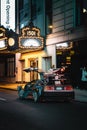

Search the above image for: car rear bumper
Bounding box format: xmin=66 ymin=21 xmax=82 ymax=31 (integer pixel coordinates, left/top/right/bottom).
xmin=40 ymin=91 xmax=75 ymax=101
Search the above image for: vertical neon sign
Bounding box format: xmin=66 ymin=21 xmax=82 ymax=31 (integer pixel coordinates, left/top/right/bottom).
xmin=1 ymin=0 xmax=15 ymax=31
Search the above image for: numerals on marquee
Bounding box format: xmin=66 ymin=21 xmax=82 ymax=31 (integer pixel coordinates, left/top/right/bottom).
xmin=26 ymin=30 xmax=36 ymax=36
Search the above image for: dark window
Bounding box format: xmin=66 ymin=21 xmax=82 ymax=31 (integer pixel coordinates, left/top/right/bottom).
xmin=75 ymin=0 xmax=87 ymax=26
xmin=31 ymin=0 xmax=37 ymax=20
xmin=0 ymin=55 xmax=15 ymax=78
xmin=19 ymin=0 xmax=24 ymax=10
xmin=45 ymin=0 xmax=52 ymax=34
xmin=6 ymin=56 xmax=15 ymax=77
xmin=75 ymin=0 xmax=83 ymax=26
xmin=83 ymin=0 xmax=87 ymax=26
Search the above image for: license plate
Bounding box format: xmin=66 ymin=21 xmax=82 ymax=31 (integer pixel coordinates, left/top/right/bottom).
xmin=56 ymin=87 xmax=62 ymax=90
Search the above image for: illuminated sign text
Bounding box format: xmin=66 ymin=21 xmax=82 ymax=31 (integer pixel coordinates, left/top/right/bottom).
xmin=19 ymin=27 xmax=44 ymax=51
xmin=1 ymin=0 xmax=15 ymax=31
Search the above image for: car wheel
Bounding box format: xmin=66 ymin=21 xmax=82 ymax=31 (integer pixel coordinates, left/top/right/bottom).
xmin=19 ymin=90 xmax=25 ymax=99
xmin=33 ymin=91 xmax=38 ymax=102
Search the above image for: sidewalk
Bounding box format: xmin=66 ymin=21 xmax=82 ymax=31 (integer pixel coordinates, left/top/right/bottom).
xmin=0 ymin=83 xmax=87 ymax=103
xmin=0 ymin=83 xmax=25 ymax=91
xmin=74 ymin=88 xmax=87 ymax=103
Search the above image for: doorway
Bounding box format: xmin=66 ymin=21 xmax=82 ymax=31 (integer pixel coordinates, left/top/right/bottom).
xmin=30 ymin=58 xmax=38 ymax=81
xmin=42 ymin=57 xmax=52 ymax=72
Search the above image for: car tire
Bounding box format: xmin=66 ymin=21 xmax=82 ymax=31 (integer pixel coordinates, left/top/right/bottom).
xmin=18 ymin=90 xmax=25 ymax=100
xmin=33 ymin=91 xmax=38 ymax=102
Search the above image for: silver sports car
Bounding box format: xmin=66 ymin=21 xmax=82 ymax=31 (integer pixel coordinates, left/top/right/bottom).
xmin=17 ymin=67 xmax=75 ymax=102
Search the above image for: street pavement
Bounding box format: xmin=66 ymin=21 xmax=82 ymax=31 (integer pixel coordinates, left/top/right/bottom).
xmin=0 ymin=83 xmax=87 ymax=103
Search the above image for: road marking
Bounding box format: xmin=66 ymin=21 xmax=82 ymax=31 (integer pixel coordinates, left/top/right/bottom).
xmin=0 ymin=97 xmax=7 ymax=101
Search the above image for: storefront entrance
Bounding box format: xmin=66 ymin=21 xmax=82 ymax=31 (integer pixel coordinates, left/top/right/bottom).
xmin=30 ymin=58 xmax=38 ymax=81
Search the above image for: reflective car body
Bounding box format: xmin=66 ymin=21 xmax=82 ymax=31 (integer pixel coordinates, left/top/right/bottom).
xmin=17 ymin=67 xmax=75 ymax=102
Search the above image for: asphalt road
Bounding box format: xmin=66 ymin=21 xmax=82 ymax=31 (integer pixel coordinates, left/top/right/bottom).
xmin=0 ymin=89 xmax=87 ymax=130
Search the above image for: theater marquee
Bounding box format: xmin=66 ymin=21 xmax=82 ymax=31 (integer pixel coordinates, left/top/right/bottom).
xmin=19 ymin=27 xmax=44 ymax=51
xmin=0 ymin=28 xmax=7 ymax=50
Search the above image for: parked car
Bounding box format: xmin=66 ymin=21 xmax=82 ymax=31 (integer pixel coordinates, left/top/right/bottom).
xmin=17 ymin=67 xmax=75 ymax=102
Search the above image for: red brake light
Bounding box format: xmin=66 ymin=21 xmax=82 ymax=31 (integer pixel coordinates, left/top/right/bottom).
xmin=44 ymin=86 xmax=54 ymax=91
xmin=64 ymin=86 xmax=73 ymax=90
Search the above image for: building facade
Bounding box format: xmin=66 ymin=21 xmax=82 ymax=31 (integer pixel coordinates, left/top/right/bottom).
xmin=15 ymin=0 xmax=53 ymax=83
xmin=0 ymin=0 xmax=87 ymax=87
xmin=46 ymin=0 xmax=87 ymax=87
xmin=0 ymin=0 xmax=17 ymax=82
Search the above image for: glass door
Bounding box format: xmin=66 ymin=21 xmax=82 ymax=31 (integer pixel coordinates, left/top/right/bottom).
xmin=30 ymin=58 xmax=38 ymax=81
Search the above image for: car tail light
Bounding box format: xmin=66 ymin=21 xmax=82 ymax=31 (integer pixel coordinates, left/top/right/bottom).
xmin=64 ymin=85 xmax=73 ymax=90
xmin=44 ymin=86 xmax=54 ymax=91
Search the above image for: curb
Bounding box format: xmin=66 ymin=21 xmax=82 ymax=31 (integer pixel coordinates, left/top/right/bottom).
xmin=0 ymin=87 xmax=17 ymax=91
